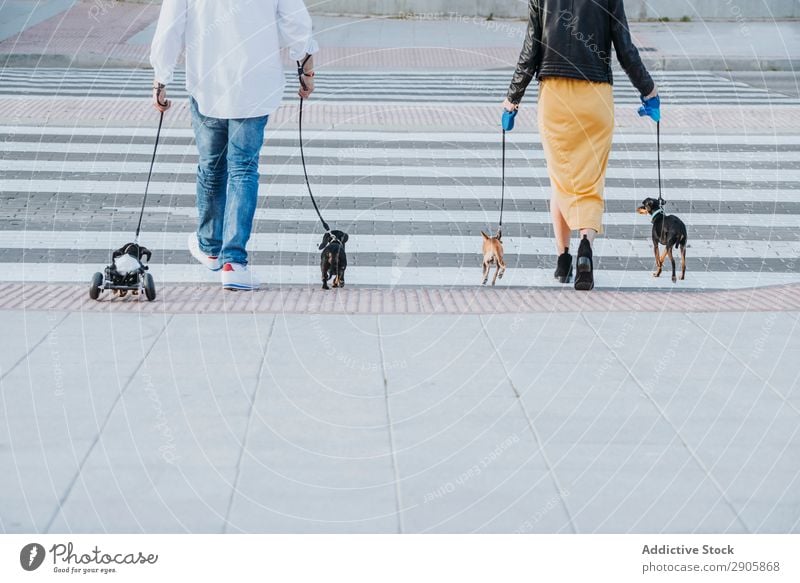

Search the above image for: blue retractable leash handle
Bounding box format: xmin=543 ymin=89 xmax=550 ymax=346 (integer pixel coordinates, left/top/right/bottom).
xmin=502 ymin=109 xmax=517 ymax=132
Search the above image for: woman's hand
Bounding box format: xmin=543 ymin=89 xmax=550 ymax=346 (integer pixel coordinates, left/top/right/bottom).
xmin=502 ymin=98 xmax=518 ymax=112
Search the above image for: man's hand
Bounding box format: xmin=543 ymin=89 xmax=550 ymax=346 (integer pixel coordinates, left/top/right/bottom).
xmin=502 ymin=98 xmax=518 ymax=112
xmin=153 ymin=82 xmax=171 ymax=112
xmin=298 ymin=54 xmax=315 ymax=99
xmin=299 ymin=74 xmax=315 ymax=99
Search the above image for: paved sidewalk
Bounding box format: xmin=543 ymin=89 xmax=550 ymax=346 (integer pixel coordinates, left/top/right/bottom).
xmin=1 ymin=309 xmax=797 ymax=533
xmin=1 ymin=1 xmax=799 ymax=70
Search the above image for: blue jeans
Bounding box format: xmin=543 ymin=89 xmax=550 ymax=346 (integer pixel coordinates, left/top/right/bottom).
xmin=189 ymin=97 xmax=268 ymax=266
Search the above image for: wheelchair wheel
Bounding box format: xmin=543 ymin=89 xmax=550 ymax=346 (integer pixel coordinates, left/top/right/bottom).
xmin=89 ymin=272 xmax=103 ymax=300
xmin=143 ymin=272 xmax=156 ymax=301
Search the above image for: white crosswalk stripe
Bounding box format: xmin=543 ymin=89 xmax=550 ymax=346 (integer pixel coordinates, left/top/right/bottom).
xmin=1 ymin=69 xmax=799 ymax=290
xmin=2 ymin=68 xmax=800 ymax=105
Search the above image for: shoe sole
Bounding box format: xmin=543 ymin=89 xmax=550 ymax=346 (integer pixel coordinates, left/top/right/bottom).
xmin=222 ymin=283 xmax=260 ymax=291
xmin=555 ymin=267 xmax=573 ymax=284
xmin=574 ymin=257 xmax=594 ymax=291
xmin=188 ymin=234 xmax=222 ymax=271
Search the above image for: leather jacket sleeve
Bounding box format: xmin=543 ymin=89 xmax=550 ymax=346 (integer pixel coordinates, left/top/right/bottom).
xmin=610 ymin=0 xmax=655 ymax=97
xmin=506 ymin=0 xmax=543 ymax=105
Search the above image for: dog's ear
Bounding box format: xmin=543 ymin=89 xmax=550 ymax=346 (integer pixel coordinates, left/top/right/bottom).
xmin=481 ymin=231 xmax=490 ymax=240
xmin=496 ymin=230 xmax=502 ymax=241
xmin=318 ymin=233 xmax=330 ymax=250
xmin=341 ymin=233 xmax=349 ymax=244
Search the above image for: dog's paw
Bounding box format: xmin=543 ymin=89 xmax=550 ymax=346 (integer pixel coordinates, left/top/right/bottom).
xmin=672 ymin=275 xmax=677 ymax=283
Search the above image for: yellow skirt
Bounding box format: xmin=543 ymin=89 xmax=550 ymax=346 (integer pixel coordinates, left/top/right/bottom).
xmin=537 ymin=76 xmax=614 ymax=234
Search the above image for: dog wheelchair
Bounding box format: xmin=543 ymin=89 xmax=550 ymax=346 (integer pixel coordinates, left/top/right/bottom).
xmin=89 ymin=243 xmax=156 ymax=301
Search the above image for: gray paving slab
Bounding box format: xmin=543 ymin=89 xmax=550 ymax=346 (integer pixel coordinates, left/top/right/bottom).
xmin=48 ymin=465 xmax=233 ymax=533
xmin=0 ymin=311 xmax=168 ymax=532
xmin=582 ymin=311 xmax=800 ymax=532
xmin=48 ymin=314 xmax=275 ymax=532
xmin=391 ymin=402 xmax=571 ymax=533
xmin=0 ymin=310 xmax=64 ymax=377
xmin=226 ymin=314 xmax=399 ymax=533
xmin=478 ymin=314 xmax=736 ymax=531
xmin=2 ymin=312 xmax=798 ymax=533
xmin=687 ymin=312 xmax=800 ymax=404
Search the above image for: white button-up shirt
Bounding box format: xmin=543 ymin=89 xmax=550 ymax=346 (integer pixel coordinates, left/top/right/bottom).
xmin=150 ymin=0 xmax=318 ymax=119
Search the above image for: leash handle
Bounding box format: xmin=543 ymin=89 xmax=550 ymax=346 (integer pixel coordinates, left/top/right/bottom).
xmin=656 ymin=120 xmax=664 ymax=207
xmin=297 ymin=54 xmax=311 ymax=91
xmin=135 ymin=110 xmax=164 ymax=242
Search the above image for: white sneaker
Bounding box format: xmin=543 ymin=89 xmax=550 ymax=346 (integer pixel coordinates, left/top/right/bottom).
xmin=188 ymin=232 xmax=222 ymax=271
xmin=221 ymin=263 xmax=261 ymax=291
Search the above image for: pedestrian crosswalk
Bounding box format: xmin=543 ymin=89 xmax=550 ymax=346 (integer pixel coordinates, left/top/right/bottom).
xmin=1 ymin=121 xmax=799 ymax=290
xmin=2 ymin=68 xmax=800 ymax=105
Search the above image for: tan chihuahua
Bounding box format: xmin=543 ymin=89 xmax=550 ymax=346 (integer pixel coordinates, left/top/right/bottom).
xmin=481 ymin=231 xmax=506 ymax=286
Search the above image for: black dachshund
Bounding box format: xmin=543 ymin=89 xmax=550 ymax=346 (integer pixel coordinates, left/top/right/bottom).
xmin=637 ymin=198 xmax=687 ymax=282
xmin=318 ymin=230 xmax=349 ymax=290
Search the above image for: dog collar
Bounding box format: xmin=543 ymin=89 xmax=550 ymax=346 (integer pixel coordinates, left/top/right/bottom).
xmin=650 ymin=208 xmax=664 ymax=223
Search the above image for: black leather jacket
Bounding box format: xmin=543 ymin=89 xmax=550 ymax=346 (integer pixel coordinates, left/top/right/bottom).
xmin=507 ymin=0 xmax=655 ymax=104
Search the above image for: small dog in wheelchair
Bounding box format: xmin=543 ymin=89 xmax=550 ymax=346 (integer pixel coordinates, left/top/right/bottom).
xmin=89 ymin=242 xmax=156 ymax=301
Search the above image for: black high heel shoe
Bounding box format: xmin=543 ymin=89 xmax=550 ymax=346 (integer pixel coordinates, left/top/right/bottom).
xmin=554 ymin=247 xmax=572 ymax=283
xmin=574 ymin=235 xmax=594 ymax=291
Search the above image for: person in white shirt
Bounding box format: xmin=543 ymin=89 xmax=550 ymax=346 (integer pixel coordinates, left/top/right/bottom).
xmin=150 ymin=0 xmax=318 ymax=290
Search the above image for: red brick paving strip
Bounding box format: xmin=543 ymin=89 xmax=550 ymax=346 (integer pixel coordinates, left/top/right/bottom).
xmin=2 ymin=98 xmax=799 ymax=132
xmin=0 ymin=1 xmax=159 ymax=65
xmin=0 ymin=0 xmax=520 ymax=69
xmin=0 ymin=284 xmax=798 ymax=314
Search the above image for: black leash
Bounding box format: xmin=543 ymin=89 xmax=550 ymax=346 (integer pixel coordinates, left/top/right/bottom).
xmin=499 ymin=128 xmax=506 ymax=234
xmin=135 ymin=110 xmax=164 ymax=243
xmin=297 ymin=55 xmax=330 ymax=233
xmin=656 ymin=120 xmax=665 ymax=208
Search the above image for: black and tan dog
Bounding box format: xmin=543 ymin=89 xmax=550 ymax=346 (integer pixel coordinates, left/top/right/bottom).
xmin=319 ymin=230 xmax=349 ymax=290
xmin=480 ymin=230 xmax=506 ymax=286
xmin=637 ymin=198 xmax=687 ymax=282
